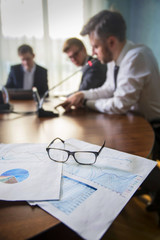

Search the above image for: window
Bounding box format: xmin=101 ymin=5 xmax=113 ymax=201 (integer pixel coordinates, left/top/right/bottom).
xmin=48 ymin=0 xmax=83 ymax=39
xmin=1 ymin=0 xmax=43 ymax=38
xmin=0 ymin=0 xmax=105 ymax=92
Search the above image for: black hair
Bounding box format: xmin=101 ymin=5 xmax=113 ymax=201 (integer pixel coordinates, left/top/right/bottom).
xmin=18 ymin=44 xmax=34 ymax=55
xmin=80 ymin=10 xmax=126 ymax=42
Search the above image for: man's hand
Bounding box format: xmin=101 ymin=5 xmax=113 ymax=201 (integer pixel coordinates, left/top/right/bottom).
xmin=55 ymin=92 xmax=85 ymax=111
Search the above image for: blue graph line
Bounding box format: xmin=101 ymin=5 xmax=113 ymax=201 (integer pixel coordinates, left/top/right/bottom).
xmin=50 ymin=176 xmax=97 ymax=215
xmin=64 ymin=164 xmax=139 ymax=195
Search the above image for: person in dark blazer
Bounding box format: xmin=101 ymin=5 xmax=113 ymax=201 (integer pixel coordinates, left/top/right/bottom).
xmin=63 ymin=38 xmax=107 ymax=91
xmin=5 ymin=44 xmax=48 ymax=97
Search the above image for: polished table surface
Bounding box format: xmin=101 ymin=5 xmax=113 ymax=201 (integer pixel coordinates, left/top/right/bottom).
xmin=0 ymin=100 xmax=156 ymax=240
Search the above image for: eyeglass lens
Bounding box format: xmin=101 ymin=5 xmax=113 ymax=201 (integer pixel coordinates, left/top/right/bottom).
xmin=74 ymin=152 xmax=96 ymax=164
xmin=69 ymin=49 xmax=81 ymax=59
xmin=49 ymin=149 xmax=68 ymax=163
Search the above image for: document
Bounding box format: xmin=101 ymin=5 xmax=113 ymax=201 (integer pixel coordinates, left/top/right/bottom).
xmin=30 ymin=139 xmax=157 ymax=240
xmin=0 ymin=143 xmax=62 ymax=201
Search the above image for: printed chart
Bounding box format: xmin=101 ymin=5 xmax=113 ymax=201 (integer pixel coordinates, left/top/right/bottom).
xmin=0 ymin=143 xmax=62 ymax=201
xmin=36 ymin=138 xmax=157 ymax=240
xmin=64 ymin=163 xmax=141 ymax=197
xmin=0 ymin=168 xmax=29 ymax=184
xmin=51 ymin=176 xmax=97 ymax=215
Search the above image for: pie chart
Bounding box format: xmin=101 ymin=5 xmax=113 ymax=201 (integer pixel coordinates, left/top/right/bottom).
xmin=0 ymin=168 xmax=29 ymax=184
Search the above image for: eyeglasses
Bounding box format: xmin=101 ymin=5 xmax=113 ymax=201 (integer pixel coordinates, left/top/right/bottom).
xmin=46 ymin=137 xmax=105 ymax=165
xmin=68 ymin=48 xmax=82 ymax=60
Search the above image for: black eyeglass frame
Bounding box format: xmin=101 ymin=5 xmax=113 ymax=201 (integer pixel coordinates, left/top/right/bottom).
xmin=68 ymin=47 xmax=82 ymax=60
xmin=46 ymin=137 xmax=105 ymax=165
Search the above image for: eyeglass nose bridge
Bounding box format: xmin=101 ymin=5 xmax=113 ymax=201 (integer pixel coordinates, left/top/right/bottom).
xmin=67 ymin=151 xmax=79 ymax=163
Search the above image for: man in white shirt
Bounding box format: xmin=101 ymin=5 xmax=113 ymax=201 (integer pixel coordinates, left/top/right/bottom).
xmin=57 ymin=10 xmax=160 ymax=212
xmin=57 ymin=10 xmax=160 ymax=123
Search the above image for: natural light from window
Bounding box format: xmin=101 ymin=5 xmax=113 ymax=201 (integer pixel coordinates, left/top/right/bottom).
xmin=1 ymin=0 xmax=83 ymax=39
xmin=48 ymin=0 xmax=83 ymax=39
xmin=1 ymin=0 xmax=43 ymax=38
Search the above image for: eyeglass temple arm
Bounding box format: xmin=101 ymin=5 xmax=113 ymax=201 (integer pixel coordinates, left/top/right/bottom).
xmin=97 ymin=140 xmax=106 ymax=155
xmin=47 ymin=137 xmax=65 ymax=148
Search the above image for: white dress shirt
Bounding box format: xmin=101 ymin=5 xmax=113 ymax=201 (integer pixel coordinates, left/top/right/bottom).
xmin=23 ymin=64 xmax=36 ymax=90
xmin=82 ymin=41 xmax=160 ymax=122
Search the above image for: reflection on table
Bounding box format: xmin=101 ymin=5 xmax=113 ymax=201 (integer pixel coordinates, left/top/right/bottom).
xmin=0 ymin=99 xmax=157 ymax=240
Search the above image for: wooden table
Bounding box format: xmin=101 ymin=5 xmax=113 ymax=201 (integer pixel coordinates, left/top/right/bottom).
xmin=0 ymin=100 xmax=157 ymax=240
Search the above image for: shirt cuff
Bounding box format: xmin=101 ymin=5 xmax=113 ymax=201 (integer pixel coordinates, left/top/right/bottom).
xmin=81 ymin=90 xmax=95 ymax=100
xmin=85 ymin=100 xmax=98 ymax=110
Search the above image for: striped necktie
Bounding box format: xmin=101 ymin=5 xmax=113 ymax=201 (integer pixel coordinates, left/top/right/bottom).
xmin=114 ymin=65 xmax=119 ymax=90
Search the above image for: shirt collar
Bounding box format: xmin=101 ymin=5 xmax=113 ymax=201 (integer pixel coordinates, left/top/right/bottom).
xmin=83 ymin=55 xmax=90 ymax=66
xmin=81 ymin=55 xmax=91 ymax=72
xmin=23 ymin=63 xmax=36 ymax=73
xmin=115 ymin=40 xmax=134 ymax=66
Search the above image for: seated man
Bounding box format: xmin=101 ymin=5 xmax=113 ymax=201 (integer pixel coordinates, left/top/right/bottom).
xmin=58 ymin=11 xmax=160 ymax=123
xmin=5 ymin=44 xmax=48 ymax=97
xmin=58 ymin=10 xmax=160 ymax=215
xmin=63 ymin=38 xmax=107 ymax=91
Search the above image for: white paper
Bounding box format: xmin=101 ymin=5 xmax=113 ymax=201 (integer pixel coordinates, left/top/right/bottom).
xmin=0 ymin=143 xmax=62 ymax=201
xmin=30 ymin=139 xmax=157 ymax=240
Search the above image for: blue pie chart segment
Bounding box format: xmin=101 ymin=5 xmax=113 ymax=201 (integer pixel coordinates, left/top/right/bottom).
xmin=0 ymin=168 xmax=29 ymax=184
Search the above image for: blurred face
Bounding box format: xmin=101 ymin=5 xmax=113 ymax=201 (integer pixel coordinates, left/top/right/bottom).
xmin=89 ymin=32 xmax=113 ymax=64
xmin=66 ymin=45 xmax=87 ymax=66
xmin=19 ymin=52 xmax=35 ymax=71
